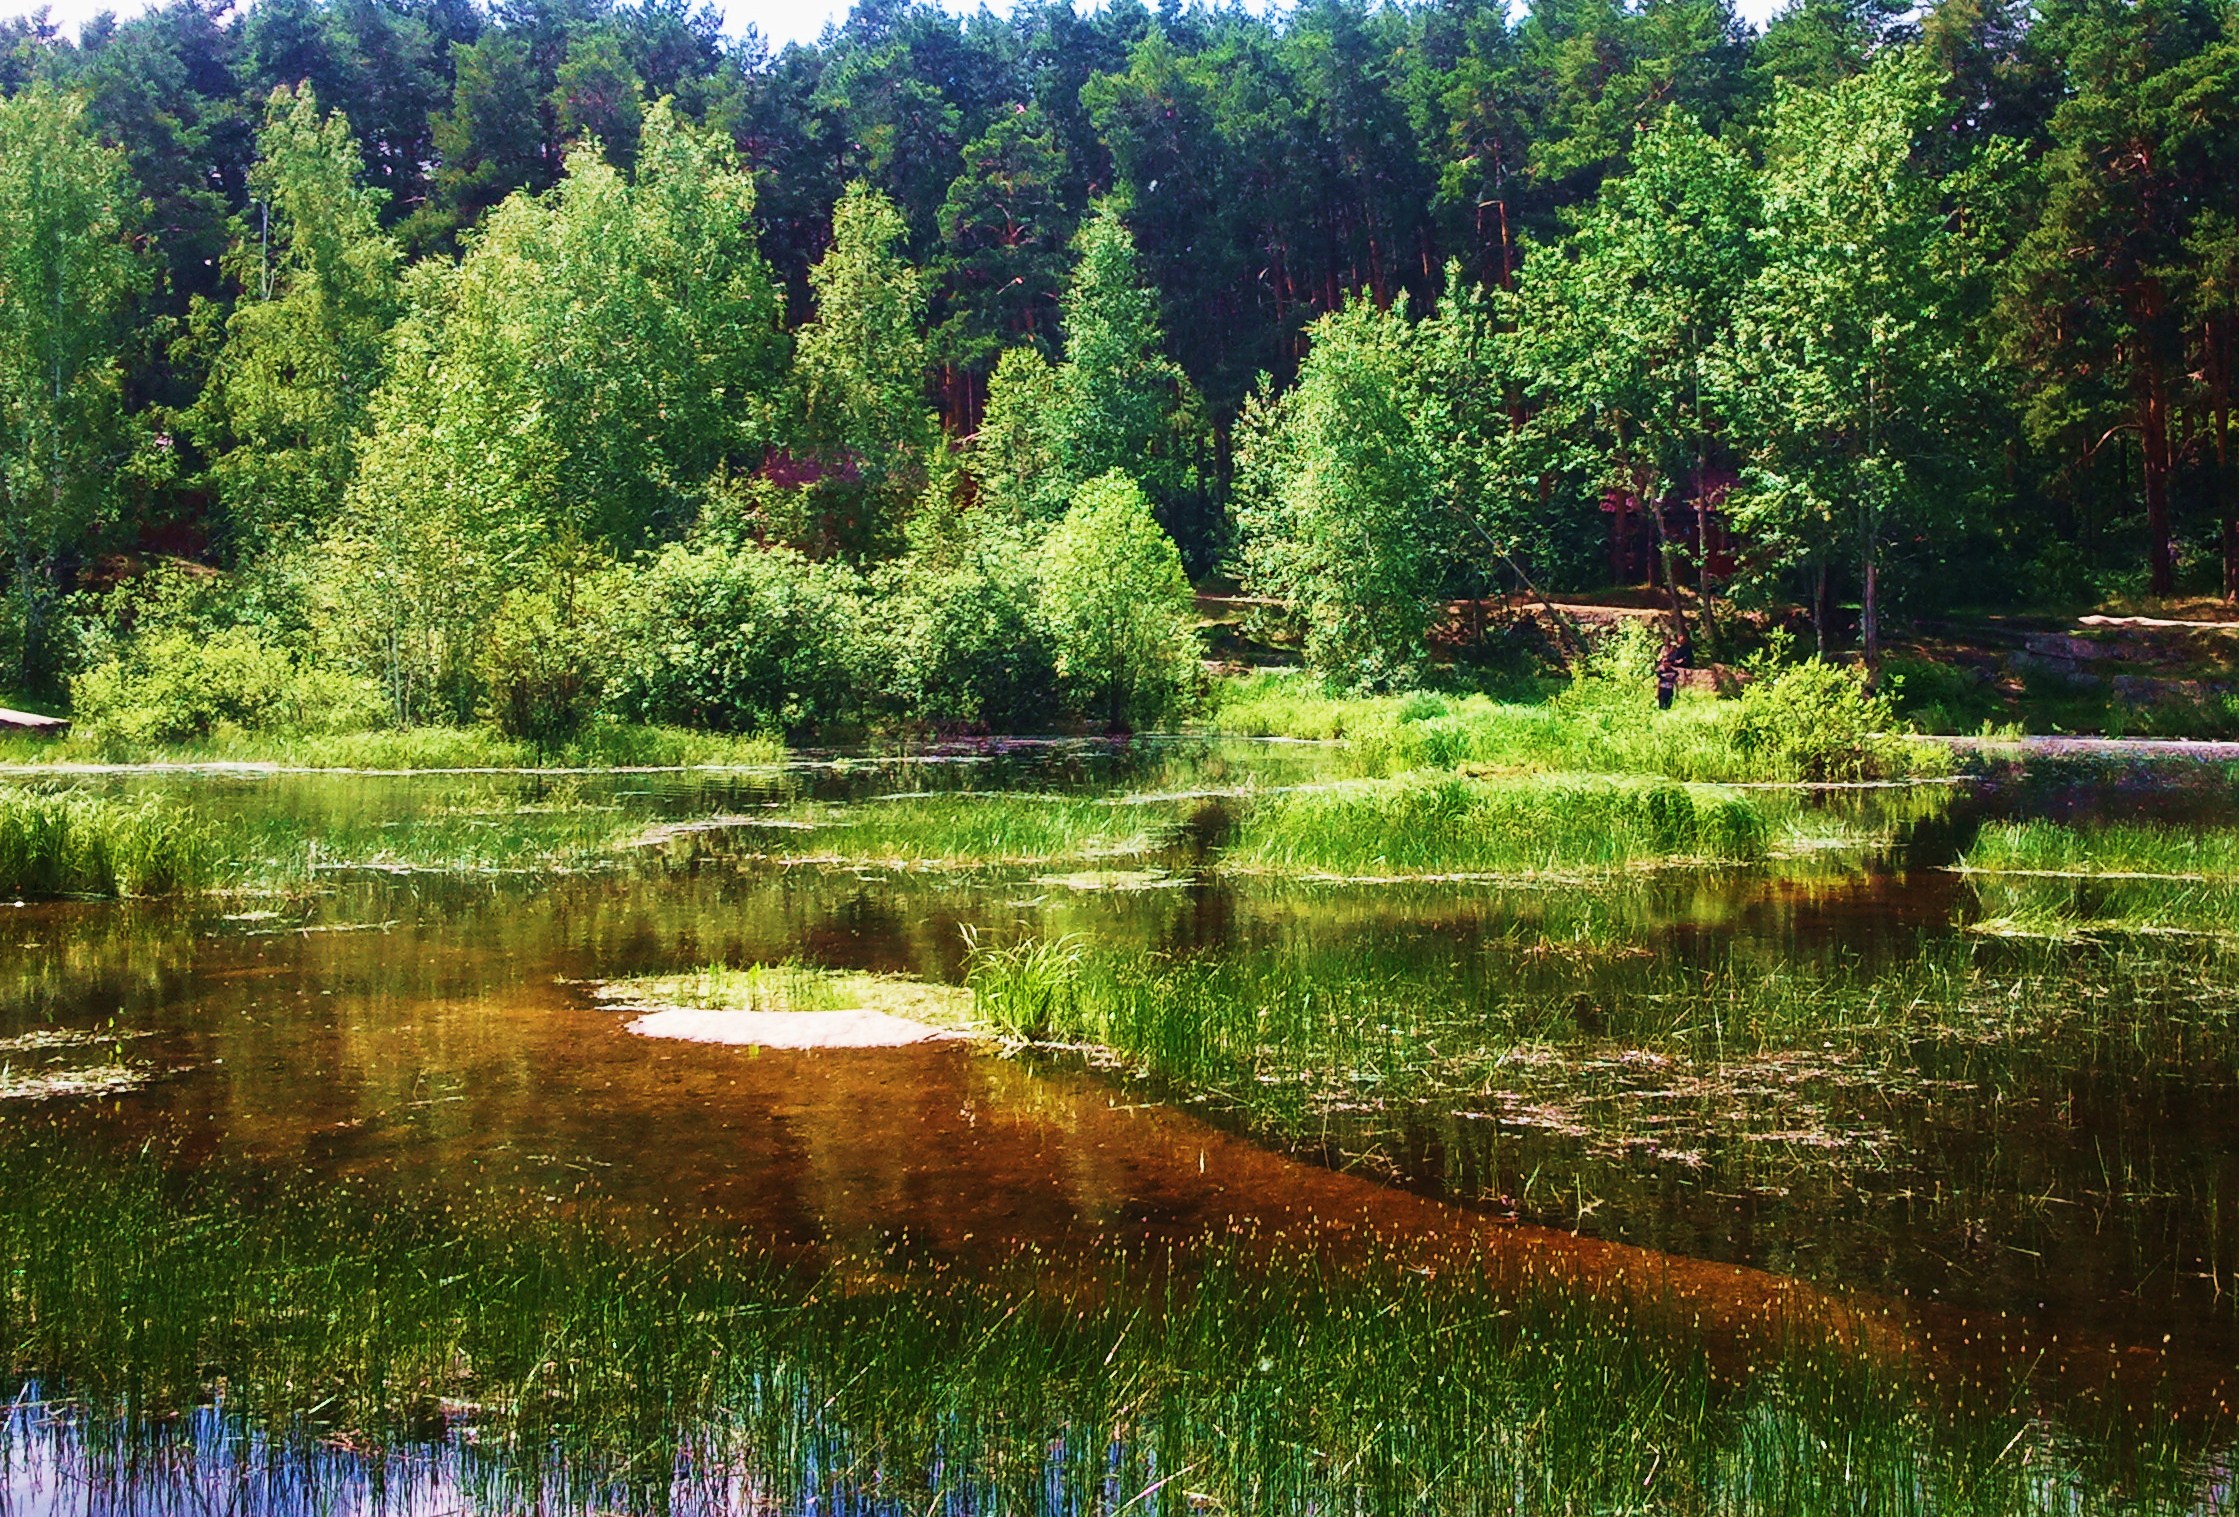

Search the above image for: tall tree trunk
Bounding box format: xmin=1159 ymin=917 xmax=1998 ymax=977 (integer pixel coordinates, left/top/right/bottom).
xmin=2142 ymin=360 xmax=2175 ymax=596
xmin=2210 ymin=312 xmax=2236 ymax=602
xmin=1860 ymin=531 xmax=1881 ymax=686
xmin=1813 ymin=560 xmax=1829 ymax=658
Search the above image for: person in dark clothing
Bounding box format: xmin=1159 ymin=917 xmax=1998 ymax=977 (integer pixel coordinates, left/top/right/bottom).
xmin=1655 ymin=640 xmax=1681 ymax=710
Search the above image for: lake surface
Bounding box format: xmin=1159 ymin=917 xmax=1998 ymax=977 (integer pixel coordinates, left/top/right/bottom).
xmin=3 ymin=742 xmax=2237 ymax=1508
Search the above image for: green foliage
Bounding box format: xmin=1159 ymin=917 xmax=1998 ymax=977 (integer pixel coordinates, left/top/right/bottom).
xmin=478 ymin=565 xmax=613 ymax=747
xmin=1733 ymin=656 xmax=1907 ymax=782
xmin=0 ymin=787 xmax=210 ymax=895
xmin=792 ymin=182 xmax=940 ymax=554
xmin=604 ymin=542 xmax=866 ymax=738
xmin=1225 ymin=772 xmax=1770 ymax=876
xmin=70 ymin=626 xmax=384 ymax=751
xmin=185 ymin=85 xmax=400 ymax=553
xmin=871 ymin=497 xmax=1058 ymax=733
xmin=0 ymin=84 xmax=148 ymax=689
xmin=969 ymin=346 xmax=1068 ymax=520
xmin=1051 ymin=207 xmax=1203 ymax=512
xmin=1038 ymin=471 xmax=1200 ymax=731
xmin=335 ymin=103 xmax=785 ymax=724
xmin=1712 ymin=50 xmax=2001 ymax=663
xmin=1232 ymin=296 xmax=1445 ymax=688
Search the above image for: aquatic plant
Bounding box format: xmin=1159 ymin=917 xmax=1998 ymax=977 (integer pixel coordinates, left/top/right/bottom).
xmin=0 ymin=1136 xmax=2219 ymax=1515
xmin=1961 ymin=820 xmax=2239 ymax=936
xmin=1224 ymin=772 xmax=1771 ymax=877
xmin=0 ymin=787 xmax=210 ymax=897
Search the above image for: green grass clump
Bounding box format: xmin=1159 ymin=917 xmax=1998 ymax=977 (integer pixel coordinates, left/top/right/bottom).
xmin=0 ymin=1136 xmax=2216 ymax=1514
xmin=0 ymin=721 xmax=786 ymax=772
xmin=1206 ymin=654 xmax=1947 ymax=785
xmin=1224 ymin=772 xmax=1770 ymax=877
xmin=0 ymin=787 xmax=210 ymax=896
xmin=1960 ymin=820 xmax=2239 ymax=936
xmin=701 ymin=791 xmax=1185 ymax=869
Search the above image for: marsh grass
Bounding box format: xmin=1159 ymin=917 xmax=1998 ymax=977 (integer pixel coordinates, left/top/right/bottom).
xmin=965 ymin=926 xmax=2239 ymax=1277
xmin=1224 ymin=772 xmax=1772 ymax=877
xmin=1961 ymin=821 xmax=2239 ymax=936
xmin=667 ymin=791 xmax=1187 ymax=870
xmin=1207 ymin=664 xmax=1948 ymax=785
xmin=0 ymin=722 xmax=785 ymax=772
xmin=0 ymin=1137 xmax=2217 ymax=1514
xmin=0 ymin=787 xmax=211 ymax=897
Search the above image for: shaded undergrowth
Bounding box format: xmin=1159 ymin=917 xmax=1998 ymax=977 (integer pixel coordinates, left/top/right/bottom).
xmin=0 ymin=1137 xmax=2219 ymax=1514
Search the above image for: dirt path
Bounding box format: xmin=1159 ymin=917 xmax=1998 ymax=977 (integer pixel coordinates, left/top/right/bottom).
xmin=1942 ymin=734 xmax=2239 ymax=763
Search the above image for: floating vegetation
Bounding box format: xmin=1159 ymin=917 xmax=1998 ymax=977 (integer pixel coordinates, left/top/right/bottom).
xmin=0 ymin=1061 xmax=153 ymax=1101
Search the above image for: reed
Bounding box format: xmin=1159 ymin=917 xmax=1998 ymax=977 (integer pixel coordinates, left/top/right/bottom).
xmin=1224 ymin=772 xmax=1771 ymax=877
xmin=0 ymin=1136 xmax=2215 ymax=1514
xmin=0 ymin=786 xmax=211 ymax=896
xmin=1962 ymin=821 xmax=2239 ymax=935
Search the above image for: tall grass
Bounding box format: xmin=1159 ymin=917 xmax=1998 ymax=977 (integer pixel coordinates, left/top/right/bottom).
xmin=0 ymin=1136 xmax=2216 ymax=1514
xmin=1207 ymin=657 xmax=1949 ymax=784
xmin=0 ymin=721 xmax=786 ymax=772
xmin=1225 ymin=772 xmax=1771 ymax=876
xmin=1962 ymin=820 xmax=2239 ymax=935
xmin=0 ymin=787 xmax=210 ymax=896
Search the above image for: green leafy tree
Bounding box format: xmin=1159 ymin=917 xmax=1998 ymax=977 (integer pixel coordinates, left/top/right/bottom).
xmin=1511 ymin=110 xmax=1757 ymax=639
xmin=0 ymin=84 xmax=147 ymax=688
xmin=970 ymin=344 xmax=1067 ymax=519
xmin=1714 ymin=50 xmax=1999 ymax=670
xmin=1052 ymin=206 xmax=1204 ymax=522
xmin=337 ymin=101 xmax=785 ymax=722
xmin=1039 ymin=470 xmax=1199 ymax=730
xmin=1232 ymin=295 xmax=1444 ymax=688
xmin=188 ymin=85 xmax=401 ymax=553
xmin=792 ymin=181 xmax=939 ymax=555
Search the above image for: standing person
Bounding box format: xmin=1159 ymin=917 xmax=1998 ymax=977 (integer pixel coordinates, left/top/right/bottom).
xmin=1655 ymin=639 xmax=1681 ymax=710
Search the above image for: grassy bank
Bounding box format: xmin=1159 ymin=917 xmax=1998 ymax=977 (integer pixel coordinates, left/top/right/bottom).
xmin=1207 ymin=663 xmax=1949 ymax=785
xmin=0 ymin=1137 xmax=2214 ymax=1513
xmin=0 ymin=722 xmax=786 ymax=772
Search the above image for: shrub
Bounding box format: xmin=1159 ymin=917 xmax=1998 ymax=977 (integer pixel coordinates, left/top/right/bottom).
xmin=480 ymin=576 xmax=613 ymax=746
xmin=1039 ymin=472 xmax=1200 ymax=731
xmin=0 ymin=787 xmax=211 ymax=896
xmin=604 ymin=543 xmax=867 ymax=737
xmin=1733 ymin=658 xmax=1906 ymax=782
xmin=872 ymin=510 xmax=1059 ymax=732
xmin=70 ymin=627 xmax=384 ymax=750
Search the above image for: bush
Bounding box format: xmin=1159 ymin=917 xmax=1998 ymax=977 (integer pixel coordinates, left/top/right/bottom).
xmin=872 ymin=512 xmax=1059 ymax=733
xmin=0 ymin=787 xmax=211 ymax=896
xmin=604 ymin=543 xmax=867 ymax=737
xmin=480 ymin=577 xmax=613 ymax=746
xmin=70 ymin=627 xmax=385 ymax=751
xmin=1039 ymin=472 xmax=1201 ymax=731
xmin=1733 ymin=658 xmax=1904 ymax=781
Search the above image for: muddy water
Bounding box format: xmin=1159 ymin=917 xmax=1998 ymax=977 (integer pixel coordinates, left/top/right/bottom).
xmin=4 ymin=749 xmax=2238 ymax=1421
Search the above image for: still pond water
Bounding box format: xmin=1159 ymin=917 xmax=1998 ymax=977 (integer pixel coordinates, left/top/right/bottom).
xmin=3 ymin=741 xmax=2237 ymax=1509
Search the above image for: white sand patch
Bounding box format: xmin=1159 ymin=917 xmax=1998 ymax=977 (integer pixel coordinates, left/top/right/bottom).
xmin=625 ymin=1006 xmax=966 ymax=1048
